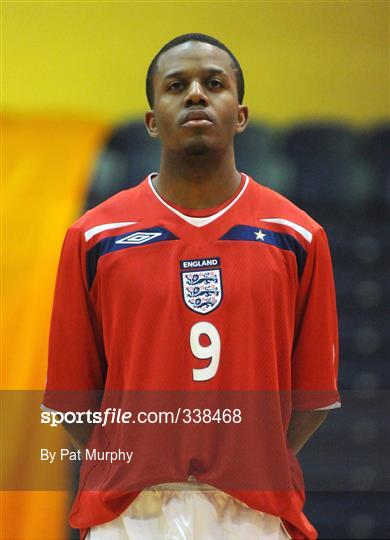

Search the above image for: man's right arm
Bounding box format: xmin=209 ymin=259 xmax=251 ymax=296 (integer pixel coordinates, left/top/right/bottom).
xmin=42 ymin=226 xmax=107 ymax=447
xmin=62 ymin=422 xmax=95 ymax=453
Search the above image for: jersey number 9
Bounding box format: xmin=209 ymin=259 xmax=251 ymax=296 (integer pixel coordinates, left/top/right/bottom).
xmin=190 ymin=322 xmax=221 ymax=381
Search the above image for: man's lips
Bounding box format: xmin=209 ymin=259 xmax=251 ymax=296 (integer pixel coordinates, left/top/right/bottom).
xmin=183 ymin=119 xmax=213 ymax=127
xmin=181 ymin=110 xmax=214 ymax=127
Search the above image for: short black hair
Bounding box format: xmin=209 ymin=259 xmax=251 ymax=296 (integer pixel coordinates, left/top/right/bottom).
xmin=146 ymin=33 xmax=245 ymax=108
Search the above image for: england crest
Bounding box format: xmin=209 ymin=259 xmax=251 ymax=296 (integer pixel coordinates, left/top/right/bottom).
xmin=180 ymin=257 xmax=223 ymax=314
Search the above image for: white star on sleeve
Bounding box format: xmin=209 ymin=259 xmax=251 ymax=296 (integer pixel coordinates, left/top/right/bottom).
xmin=255 ymin=229 xmax=266 ymax=241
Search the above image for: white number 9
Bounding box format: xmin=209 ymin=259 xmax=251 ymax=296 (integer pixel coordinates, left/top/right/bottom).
xmin=190 ymin=322 xmax=221 ymax=381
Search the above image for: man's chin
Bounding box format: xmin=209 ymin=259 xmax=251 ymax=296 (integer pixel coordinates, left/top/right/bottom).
xmin=183 ymin=141 xmax=212 ymax=156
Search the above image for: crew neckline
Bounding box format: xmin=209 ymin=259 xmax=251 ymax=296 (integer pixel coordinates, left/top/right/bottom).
xmin=147 ymin=172 xmax=250 ymax=228
xmin=158 ymin=174 xmax=245 ymax=217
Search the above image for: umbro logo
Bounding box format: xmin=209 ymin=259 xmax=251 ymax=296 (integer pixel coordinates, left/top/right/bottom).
xmin=115 ymin=232 xmax=162 ymax=245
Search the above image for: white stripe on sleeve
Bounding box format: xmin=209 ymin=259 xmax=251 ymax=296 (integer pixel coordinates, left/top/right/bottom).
xmin=260 ymin=218 xmax=313 ymax=243
xmin=84 ymin=222 xmax=137 ymax=241
xmin=314 ymin=401 xmax=341 ymax=410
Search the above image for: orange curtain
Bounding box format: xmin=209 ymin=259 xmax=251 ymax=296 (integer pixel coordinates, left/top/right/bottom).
xmin=2 ymin=114 xmax=109 ymax=539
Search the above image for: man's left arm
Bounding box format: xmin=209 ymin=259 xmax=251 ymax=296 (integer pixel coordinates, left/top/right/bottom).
xmin=290 ymin=227 xmax=341 ymax=446
xmin=287 ymin=409 xmax=329 ymax=455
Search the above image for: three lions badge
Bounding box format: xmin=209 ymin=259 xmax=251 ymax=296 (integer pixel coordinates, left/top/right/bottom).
xmin=180 ymin=257 xmax=223 ymax=314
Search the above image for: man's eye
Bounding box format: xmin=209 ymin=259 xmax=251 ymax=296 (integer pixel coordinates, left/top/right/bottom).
xmin=208 ymin=79 xmax=223 ymax=88
xmin=168 ymin=82 xmax=183 ymax=91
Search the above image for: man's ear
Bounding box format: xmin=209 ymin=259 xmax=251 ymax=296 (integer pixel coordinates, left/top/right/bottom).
xmin=236 ymin=105 xmax=249 ymax=135
xmin=145 ymin=111 xmax=159 ymax=139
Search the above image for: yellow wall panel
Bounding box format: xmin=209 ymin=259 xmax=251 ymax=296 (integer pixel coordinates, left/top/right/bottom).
xmin=3 ymin=115 xmax=108 ymax=390
xmin=2 ymin=115 xmax=109 ymax=539
xmin=1 ymin=492 xmax=69 ymax=540
xmin=3 ymin=1 xmax=388 ymax=124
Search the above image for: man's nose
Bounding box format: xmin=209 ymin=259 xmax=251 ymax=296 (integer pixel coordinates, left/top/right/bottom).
xmin=185 ymin=81 xmax=208 ymax=105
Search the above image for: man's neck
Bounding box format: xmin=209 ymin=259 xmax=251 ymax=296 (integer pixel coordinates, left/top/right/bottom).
xmin=153 ymin=148 xmax=242 ymax=210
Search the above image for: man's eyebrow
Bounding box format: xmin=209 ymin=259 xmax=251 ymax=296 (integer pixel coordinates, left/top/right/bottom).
xmin=163 ymin=67 xmax=227 ymax=80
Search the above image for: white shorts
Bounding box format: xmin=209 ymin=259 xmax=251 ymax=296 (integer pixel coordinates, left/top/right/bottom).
xmin=87 ymin=481 xmax=292 ymax=540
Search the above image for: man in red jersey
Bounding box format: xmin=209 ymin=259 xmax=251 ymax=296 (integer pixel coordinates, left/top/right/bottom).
xmin=43 ymin=34 xmax=340 ymax=540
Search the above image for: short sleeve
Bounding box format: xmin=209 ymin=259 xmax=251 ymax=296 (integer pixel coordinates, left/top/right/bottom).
xmin=291 ymin=227 xmax=341 ymax=411
xmin=42 ymin=226 xmax=107 ymax=412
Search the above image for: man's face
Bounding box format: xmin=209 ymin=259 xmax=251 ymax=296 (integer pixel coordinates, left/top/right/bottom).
xmin=145 ymin=41 xmax=248 ymax=155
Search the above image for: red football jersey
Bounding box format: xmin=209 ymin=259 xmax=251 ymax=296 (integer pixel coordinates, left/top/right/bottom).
xmin=43 ymin=173 xmax=340 ymax=540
